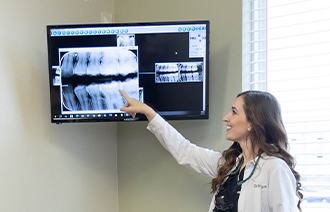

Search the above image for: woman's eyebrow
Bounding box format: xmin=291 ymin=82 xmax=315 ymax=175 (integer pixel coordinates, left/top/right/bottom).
xmin=232 ymin=106 xmax=238 ymax=112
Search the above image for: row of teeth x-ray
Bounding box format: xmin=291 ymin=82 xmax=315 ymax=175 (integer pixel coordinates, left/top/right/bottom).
xmin=155 ymin=62 xmax=203 ymax=83
xmin=53 ymin=45 xmax=204 ymax=113
xmin=56 ymin=48 xmax=139 ymax=112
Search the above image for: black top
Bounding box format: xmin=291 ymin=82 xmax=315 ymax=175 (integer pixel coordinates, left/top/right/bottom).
xmin=213 ymin=167 xmax=245 ymax=212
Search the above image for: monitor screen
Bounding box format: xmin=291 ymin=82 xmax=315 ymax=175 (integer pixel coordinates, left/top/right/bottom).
xmin=47 ymin=20 xmax=209 ymax=124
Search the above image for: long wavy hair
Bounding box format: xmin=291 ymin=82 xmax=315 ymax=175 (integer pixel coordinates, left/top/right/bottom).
xmin=211 ymin=90 xmax=303 ymax=210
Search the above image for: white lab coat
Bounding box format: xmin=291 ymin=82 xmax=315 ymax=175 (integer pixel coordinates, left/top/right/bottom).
xmin=147 ymin=114 xmax=300 ymax=212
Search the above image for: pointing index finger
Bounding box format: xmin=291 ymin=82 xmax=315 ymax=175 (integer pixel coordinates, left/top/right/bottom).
xmin=119 ymin=89 xmax=129 ymax=100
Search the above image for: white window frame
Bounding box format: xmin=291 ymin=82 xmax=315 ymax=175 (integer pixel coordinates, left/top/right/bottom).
xmin=242 ymin=0 xmax=330 ymax=211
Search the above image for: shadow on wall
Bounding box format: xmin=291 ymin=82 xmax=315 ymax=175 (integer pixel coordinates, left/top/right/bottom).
xmin=5 ymin=40 xmax=51 ymax=138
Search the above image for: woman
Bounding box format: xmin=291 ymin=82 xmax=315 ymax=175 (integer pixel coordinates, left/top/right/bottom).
xmin=119 ymin=90 xmax=303 ymax=212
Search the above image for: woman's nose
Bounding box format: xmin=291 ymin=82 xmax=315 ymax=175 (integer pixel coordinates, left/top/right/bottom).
xmin=222 ymin=112 xmax=230 ymax=122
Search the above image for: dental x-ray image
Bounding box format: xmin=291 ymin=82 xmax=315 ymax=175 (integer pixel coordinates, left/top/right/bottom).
xmin=139 ymin=87 xmax=144 ymax=103
xmin=155 ymin=62 xmax=179 ymax=83
xmin=117 ymin=34 xmax=135 ymax=47
xmin=179 ymin=62 xmax=203 ymax=82
xmin=59 ymin=47 xmax=139 ymax=112
xmin=155 ymin=61 xmax=203 ymax=83
xmin=52 ymin=65 xmax=61 ymax=86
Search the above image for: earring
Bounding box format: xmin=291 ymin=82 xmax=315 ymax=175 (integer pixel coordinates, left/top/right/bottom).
xmin=248 ymin=128 xmax=251 ymax=131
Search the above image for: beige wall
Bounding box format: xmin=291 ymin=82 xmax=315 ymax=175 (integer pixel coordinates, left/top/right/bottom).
xmin=116 ymin=0 xmax=242 ymax=212
xmin=0 ymin=1 xmax=118 ymax=212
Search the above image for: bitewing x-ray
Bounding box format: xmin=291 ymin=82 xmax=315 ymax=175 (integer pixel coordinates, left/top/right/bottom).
xmin=155 ymin=61 xmax=203 ymax=83
xmin=59 ymin=47 xmax=139 ymax=113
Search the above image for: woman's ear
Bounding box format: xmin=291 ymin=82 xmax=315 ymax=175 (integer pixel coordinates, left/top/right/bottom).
xmin=247 ymin=124 xmax=252 ymax=132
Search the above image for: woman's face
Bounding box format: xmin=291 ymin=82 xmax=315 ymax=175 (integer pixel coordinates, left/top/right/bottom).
xmin=223 ymin=96 xmax=251 ymax=143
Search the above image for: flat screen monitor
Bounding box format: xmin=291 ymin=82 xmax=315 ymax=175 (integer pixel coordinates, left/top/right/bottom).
xmin=47 ymin=20 xmax=209 ymax=123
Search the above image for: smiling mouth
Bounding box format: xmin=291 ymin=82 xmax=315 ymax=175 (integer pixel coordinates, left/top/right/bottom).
xmin=227 ymin=126 xmax=232 ymax=130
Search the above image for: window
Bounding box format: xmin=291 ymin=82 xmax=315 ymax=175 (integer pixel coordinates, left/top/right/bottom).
xmin=243 ymin=0 xmax=330 ymax=211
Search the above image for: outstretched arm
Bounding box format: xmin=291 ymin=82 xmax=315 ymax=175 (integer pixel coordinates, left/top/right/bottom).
xmin=120 ymin=89 xmax=220 ymax=177
xmin=119 ymin=89 xmax=157 ymax=121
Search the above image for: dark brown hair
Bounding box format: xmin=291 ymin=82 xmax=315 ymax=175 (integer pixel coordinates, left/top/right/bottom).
xmin=211 ymin=90 xmax=302 ymax=210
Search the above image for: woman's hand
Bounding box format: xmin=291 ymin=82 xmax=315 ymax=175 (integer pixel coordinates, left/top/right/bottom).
xmin=119 ymin=90 xmax=156 ymax=121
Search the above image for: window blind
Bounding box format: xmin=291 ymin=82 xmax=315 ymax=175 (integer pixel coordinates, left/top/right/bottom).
xmin=242 ymin=0 xmax=267 ymax=91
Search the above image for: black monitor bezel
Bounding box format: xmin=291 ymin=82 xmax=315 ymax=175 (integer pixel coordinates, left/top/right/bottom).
xmin=47 ymin=20 xmax=210 ymax=124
